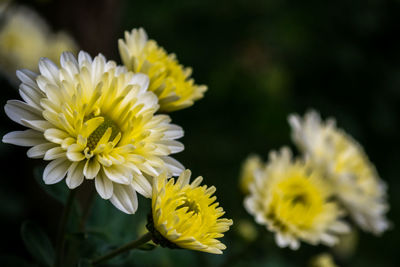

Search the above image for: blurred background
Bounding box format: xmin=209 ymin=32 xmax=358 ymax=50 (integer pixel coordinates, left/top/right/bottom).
xmin=0 ymin=0 xmax=399 ymax=266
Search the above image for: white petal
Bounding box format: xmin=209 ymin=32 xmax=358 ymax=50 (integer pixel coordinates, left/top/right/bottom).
xmin=27 ymin=143 xmax=57 ymax=158
xmin=103 ymin=165 xmax=132 ymax=184
xmin=275 ymin=233 xmax=289 ymax=248
xmin=320 ymin=233 xmax=338 ymax=246
xmin=44 ymin=147 xmax=66 ymax=160
xmin=110 ymin=183 xmax=138 ymax=214
xmin=78 ymin=51 xmax=93 ymax=65
xmin=43 ymin=158 xmax=70 ymax=184
xmin=16 ymin=69 xmax=38 ymax=88
xmin=39 ymin=58 xmax=60 ymax=85
xmin=289 ymin=240 xmax=300 ymax=250
xmin=130 ymin=73 xmax=150 ymax=93
xmin=95 ymin=171 xmax=113 ymax=199
xmin=163 ymin=124 xmax=184 ymax=139
xmin=162 ymin=156 xmax=184 ymax=176
xmin=329 ymin=221 xmax=351 ymax=233
xmin=66 ymin=162 xmax=85 ymax=189
xmin=83 ymin=159 xmax=100 ymax=179
xmin=60 ymin=52 xmax=78 ymax=69
xmin=19 ymin=83 xmax=43 ymax=109
xmin=3 ymin=130 xmax=45 ymax=147
xmin=21 ymin=119 xmax=52 ymax=132
xmin=44 ymin=129 xmax=69 ymax=144
xmin=5 ymin=100 xmax=43 ymax=125
xmin=66 ymin=147 xmax=85 ymax=161
xmin=131 ymin=174 xmax=152 ymax=198
xmin=159 ymin=140 xmax=184 ymax=154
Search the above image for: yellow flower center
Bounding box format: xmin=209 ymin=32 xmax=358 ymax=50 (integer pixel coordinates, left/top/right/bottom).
xmin=268 ymin=175 xmax=324 ymax=230
xmin=87 ymin=116 xmax=121 ymax=151
xmin=176 ymin=196 xmax=200 ymax=214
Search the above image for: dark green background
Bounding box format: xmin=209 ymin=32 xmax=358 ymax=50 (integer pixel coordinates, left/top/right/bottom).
xmin=0 ymin=0 xmax=399 ymax=266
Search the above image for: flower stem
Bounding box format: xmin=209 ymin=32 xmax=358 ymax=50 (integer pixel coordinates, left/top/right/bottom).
xmin=92 ymin=232 xmax=153 ymax=265
xmin=54 ymin=189 xmax=76 ymax=267
xmin=78 ymin=186 xmax=95 ymax=232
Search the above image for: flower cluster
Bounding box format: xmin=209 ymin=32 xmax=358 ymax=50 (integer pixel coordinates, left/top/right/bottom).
xmin=2 ymin=23 xmax=231 ymax=256
xmin=289 ymin=111 xmax=389 ymax=235
xmin=244 ymin=148 xmax=349 ymax=249
xmin=242 ymin=110 xmax=389 ymax=249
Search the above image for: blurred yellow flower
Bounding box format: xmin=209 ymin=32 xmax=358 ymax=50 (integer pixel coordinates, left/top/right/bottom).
xmin=289 ymin=110 xmax=390 ymax=235
xmin=244 ymin=148 xmax=349 ymax=249
xmin=239 ymin=154 xmax=263 ymax=194
xmin=3 ymin=51 xmax=184 ymax=214
xmin=0 ymin=5 xmax=77 ymax=81
xmin=149 ymin=170 xmax=233 ymax=254
xmin=235 ymin=219 xmax=258 ymax=242
xmin=309 ymin=253 xmax=339 ymax=267
xmin=118 ymin=28 xmax=207 ymax=112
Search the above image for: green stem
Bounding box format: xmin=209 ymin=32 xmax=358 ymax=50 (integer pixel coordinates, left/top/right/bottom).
xmin=78 ymin=187 xmax=95 ymax=232
xmin=54 ymin=189 xmax=76 ymax=267
xmin=92 ymin=232 xmax=153 ymax=266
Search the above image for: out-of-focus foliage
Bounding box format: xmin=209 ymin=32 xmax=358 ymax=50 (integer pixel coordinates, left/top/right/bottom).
xmin=0 ymin=0 xmax=399 ymax=266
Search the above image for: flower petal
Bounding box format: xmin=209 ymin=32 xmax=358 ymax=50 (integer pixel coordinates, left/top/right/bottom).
xmin=162 ymin=156 xmax=185 ymax=176
xmin=132 ymin=173 xmax=152 ymax=198
xmin=39 ymin=58 xmax=60 ymax=85
xmin=27 ymin=143 xmax=57 ymax=158
xmin=103 ymin=165 xmax=132 ymax=184
xmin=44 ymin=147 xmax=66 ymax=160
xmin=66 ymin=162 xmax=85 ymax=189
xmin=110 ymin=183 xmax=138 ymax=214
xmin=163 ymin=124 xmax=184 ymax=139
xmin=44 ymin=128 xmax=69 ymax=144
xmin=3 ymin=130 xmax=45 ymax=147
xmin=95 ymin=171 xmax=113 ymax=199
xmin=83 ymin=158 xmax=100 ymax=179
xmin=16 ymin=69 xmax=38 ymax=88
xmin=4 ymin=100 xmax=43 ymax=125
xmin=43 ymin=158 xmax=70 ymax=184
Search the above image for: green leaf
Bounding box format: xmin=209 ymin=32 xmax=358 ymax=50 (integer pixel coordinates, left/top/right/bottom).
xmin=20 ymin=221 xmax=55 ymax=267
xmin=33 ymin=166 xmax=69 ymax=204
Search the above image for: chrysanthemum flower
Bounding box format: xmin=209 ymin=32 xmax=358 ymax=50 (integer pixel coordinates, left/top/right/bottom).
xmin=0 ymin=5 xmax=77 ymax=81
xmin=118 ymin=28 xmax=207 ymax=112
xmin=148 ymin=170 xmax=233 ymax=254
xmin=289 ymin=111 xmax=389 ymax=235
xmin=244 ymin=148 xmax=349 ymax=249
xmin=239 ymin=154 xmax=263 ymax=194
xmin=3 ymin=51 xmax=184 ymax=214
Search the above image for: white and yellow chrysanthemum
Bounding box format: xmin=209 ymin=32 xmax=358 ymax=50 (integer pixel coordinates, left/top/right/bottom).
xmin=0 ymin=5 xmax=77 ymax=81
xmin=149 ymin=170 xmax=233 ymax=254
xmin=239 ymin=154 xmax=263 ymax=194
xmin=289 ymin=111 xmax=389 ymax=235
xmin=118 ymin=28 xmax=207 ymax=112
xmin=3 ymin=51 xmax=185 ymax=214
xmin=244 ymin=148 xmax=349 ymax=249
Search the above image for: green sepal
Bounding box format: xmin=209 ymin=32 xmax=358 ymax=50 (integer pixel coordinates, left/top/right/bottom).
xmin=146 ymin=213 xmax=181 ymax=250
